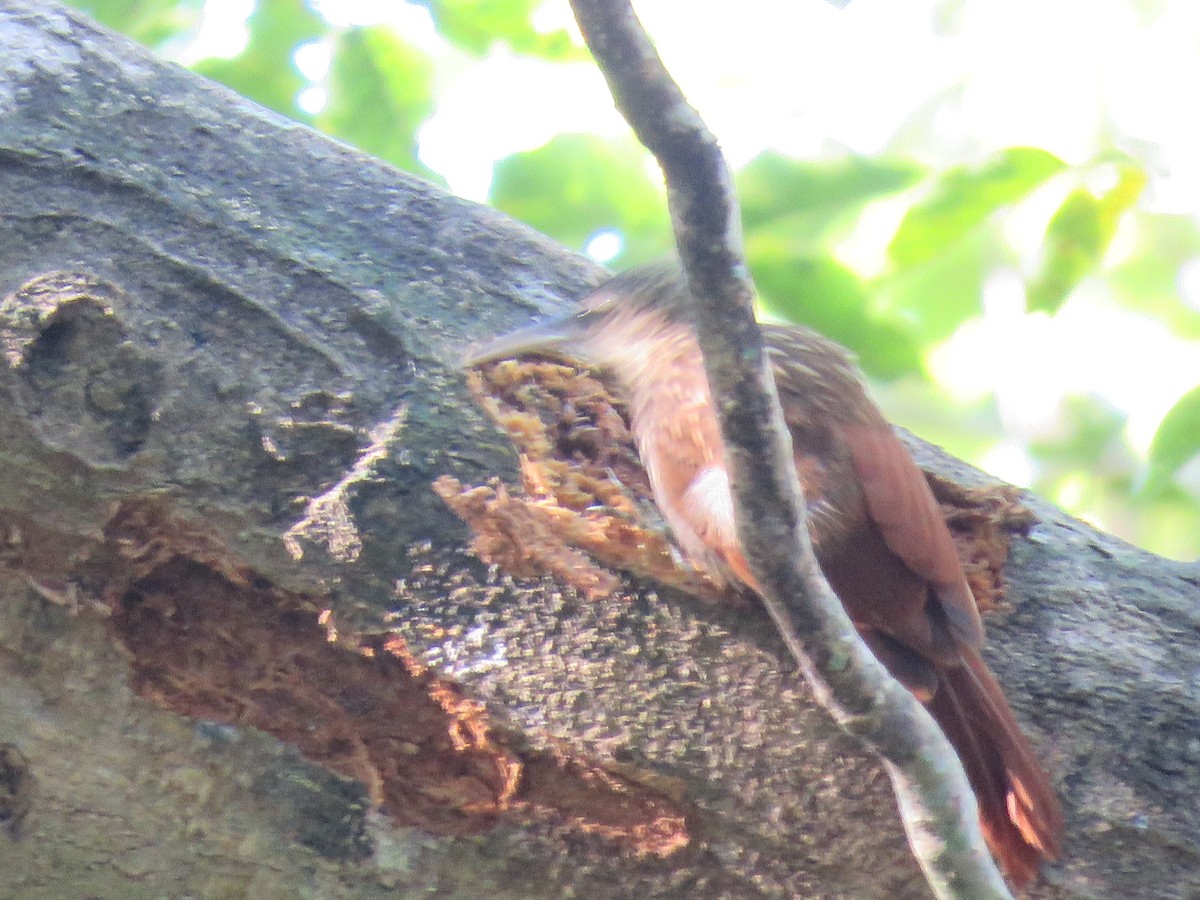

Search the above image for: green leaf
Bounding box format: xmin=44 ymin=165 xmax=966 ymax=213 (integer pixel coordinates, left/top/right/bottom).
xmin=1025 ymin=190 xmax=1105 ymax=314
xmin=873 ymin=225 xmax=994 ymax=345
xmin=422 ymin=0 xmax=585 ymax=60
xmin=889 ymin=147 xmax=1066 ymax=268
xmin=318 ymin=27 xmax=438 ymax=180
xmin=1026 ymin=164 xmax=1146 ymax=313
xmin=192 ymin=0 xmax=325 ymax=120
xmin=1145 ymin=385 xmax=1200 ymax=494
xmin=490 ymin=134 xmax=672 ymax=266
xmin=1120 ymin=494 xmax=1200 ymax=561
xmin=749 ymin=252 xmax=922 ymax=379
xmin=738 ymin=152 xmax=921 ymax=238
xmin=1108 ymin=212 xmax=1200 ymax=340
xmin=66 ymin=0 xmax=204 ymax=47
xmin=1029 ymin=395 xmax=1129 ymax=469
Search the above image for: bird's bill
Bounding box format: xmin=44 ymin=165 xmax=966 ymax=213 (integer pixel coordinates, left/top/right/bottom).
xmin=461 ymin=313 xmax=587 ymax=368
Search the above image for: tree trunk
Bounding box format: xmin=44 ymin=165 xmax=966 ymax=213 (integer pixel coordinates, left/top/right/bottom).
xmin=0 ymin=3 xmax=1196 ymax=898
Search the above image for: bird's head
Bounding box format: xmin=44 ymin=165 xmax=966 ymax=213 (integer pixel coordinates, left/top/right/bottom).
xmin=463 ymin=262 xmax=697 ymax=386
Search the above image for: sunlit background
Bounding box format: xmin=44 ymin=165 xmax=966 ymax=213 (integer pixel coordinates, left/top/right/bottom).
xmin=68 ymin=0 xmax=1200 ymax=559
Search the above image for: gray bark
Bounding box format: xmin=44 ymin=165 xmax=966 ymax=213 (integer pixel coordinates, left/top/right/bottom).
xmin=0 ymin=2 xmax=1196 ymax=898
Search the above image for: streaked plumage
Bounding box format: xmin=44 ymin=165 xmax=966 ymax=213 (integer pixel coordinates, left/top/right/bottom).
xmin=467 ymin=263 xmax=1062 ymax=885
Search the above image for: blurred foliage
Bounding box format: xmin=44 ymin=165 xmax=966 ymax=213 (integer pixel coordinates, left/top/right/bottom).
xmin=1027 ymin=163 xmax=1146 ymax=314
xmin=1109 ymin=214 xmax=1200 ymax=339
xmin=193 ymin=0 xmax=325 ymax=118
xmin=1147 ymin=386 xmax=1200 ymax=495
xmin=64 ymin=0 xmax=1200 ymax=559
xmin=69 ymin=0 xmax=204 ymax=46
xmin=318 ymin=26 xmax=439 ymax=181
xmin=419 ymin=0 xmax=584 ymax=58
xmin=888 ymin=147 xmax=1065 ymax=268
xmin=490 ymin=133 xmax=673 ymax=265
xmin=738 ymin=153 xmax=922 ymax=239
xmin=737 ymin=153 xmax=925 ymax=377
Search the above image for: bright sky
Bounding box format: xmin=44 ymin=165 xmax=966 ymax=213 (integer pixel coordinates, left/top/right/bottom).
xmin=180 ymin=0 xmax=1200 ymax=516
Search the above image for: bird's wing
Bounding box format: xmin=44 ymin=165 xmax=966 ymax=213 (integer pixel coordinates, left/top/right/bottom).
xmin=839 ymin=420 xmax=984 ymax=649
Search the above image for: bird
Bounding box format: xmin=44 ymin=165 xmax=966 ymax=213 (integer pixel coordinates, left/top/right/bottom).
xmin=465 ymin=261 xmax=1063 ymax=885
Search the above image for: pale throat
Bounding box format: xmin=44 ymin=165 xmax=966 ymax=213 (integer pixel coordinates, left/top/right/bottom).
xmin=583 ymin=310 xmax=738 ymax=573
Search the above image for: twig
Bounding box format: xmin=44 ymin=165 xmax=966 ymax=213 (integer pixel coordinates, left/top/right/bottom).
xmin=568 ymin=2 xmax=1012 ymax=897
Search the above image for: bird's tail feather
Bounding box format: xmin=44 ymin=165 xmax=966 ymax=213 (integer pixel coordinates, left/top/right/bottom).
xmin=928 ymin=646 xmax=1063 ymax=886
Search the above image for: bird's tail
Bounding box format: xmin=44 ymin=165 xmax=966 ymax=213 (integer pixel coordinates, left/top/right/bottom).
xmin=928 ymin=646 xmax=1063 ymax=886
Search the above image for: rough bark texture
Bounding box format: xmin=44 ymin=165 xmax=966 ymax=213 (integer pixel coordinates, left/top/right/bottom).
xmin=0 ymin=3 xmax=1197 ymax=898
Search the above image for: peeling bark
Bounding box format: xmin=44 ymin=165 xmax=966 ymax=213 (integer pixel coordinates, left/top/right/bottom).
xmin=0 ymin=3 xmax=1198 ymax=898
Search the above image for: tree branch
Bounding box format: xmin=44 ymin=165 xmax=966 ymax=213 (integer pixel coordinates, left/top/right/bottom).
xmin=568 ymin=2 xmax=1010 ymax=896
xmin=5 ymin=2 xmax=1199 ymax=896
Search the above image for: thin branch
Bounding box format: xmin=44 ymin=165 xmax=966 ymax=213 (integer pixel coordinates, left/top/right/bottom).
xmin=568 ymin=2 xmax=1012 ymax=897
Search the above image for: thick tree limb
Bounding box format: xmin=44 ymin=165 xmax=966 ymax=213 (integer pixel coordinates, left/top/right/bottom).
xmin=569 ymin=2 xmax=1008 ymax=896
xmin=0 ymin=2 xmax=1197 ymax=898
